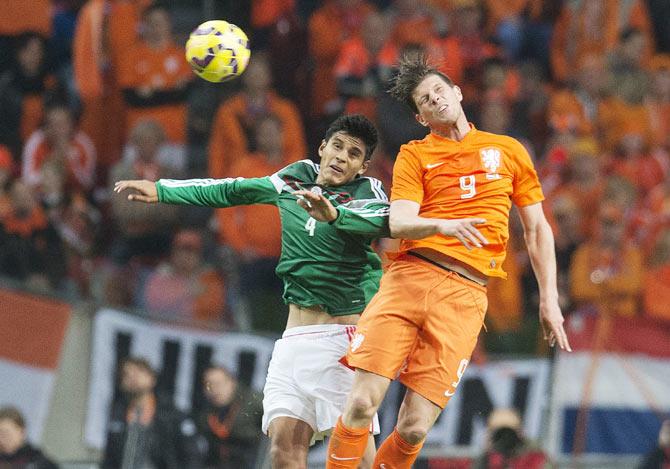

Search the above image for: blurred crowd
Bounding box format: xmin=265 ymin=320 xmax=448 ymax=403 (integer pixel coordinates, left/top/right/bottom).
xmin=0 ymin=0 xmax=669 ymax=352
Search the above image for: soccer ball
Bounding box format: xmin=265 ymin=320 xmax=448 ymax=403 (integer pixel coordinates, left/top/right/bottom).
xmin=185 ymin=20 xmax=251 ymax=83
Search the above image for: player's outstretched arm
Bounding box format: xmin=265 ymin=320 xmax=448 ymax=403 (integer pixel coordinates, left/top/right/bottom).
xmin=390 ymin=200 xmax=488 ymax=249
xmin=114 ymin=180 xmax=158 ymax=203
xmin=518 ymin=202 xmax=572 ymax=352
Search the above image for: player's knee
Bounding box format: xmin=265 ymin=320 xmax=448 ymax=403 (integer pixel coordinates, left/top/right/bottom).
xmin=269 ymin=440 xmax=308 ymax=469
xmin=347 ymin=393 xmax=377 ymax=422
xmin=396 ymin=423 xmax=428 ymax=446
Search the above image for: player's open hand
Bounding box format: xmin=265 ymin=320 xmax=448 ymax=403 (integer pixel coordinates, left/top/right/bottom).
xmin=294 ymin=189 xmax=338 ymax=222
xmin=539 ymin=301 xmax=572 ymax=352
xmin=437 ymin=218 xmax=489 ymax=250
xmin=113 ymin=180 xmax=159 ymax=203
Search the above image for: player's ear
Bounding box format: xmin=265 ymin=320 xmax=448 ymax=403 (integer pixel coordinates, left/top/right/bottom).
xmin=454 ymin=85 xmax=463 ymax=102
xmin=317 ymin=139 xmax=327 ymax=159
xmin=415 ymin=113 xmax=428 ymax=127
xmin=357 ymin=159 xmax=370 ymax=175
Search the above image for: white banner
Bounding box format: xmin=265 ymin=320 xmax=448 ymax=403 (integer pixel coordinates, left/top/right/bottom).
xmin=85 ymin=308 xmax=276 ymax=449
xmin=308 ymin=358 xmax=550 ymax=464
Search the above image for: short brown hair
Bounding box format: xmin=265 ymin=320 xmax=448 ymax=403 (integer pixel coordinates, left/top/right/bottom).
xmin=388 ymin=53 xmax=455 ymax=113
xmin=0 ymin=407 xmax=26 ymax=429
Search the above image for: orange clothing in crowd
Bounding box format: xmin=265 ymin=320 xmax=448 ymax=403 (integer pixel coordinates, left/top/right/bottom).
xmin=597 ymin=98 xmax=653 ymax=151
xmin=484 ymin=0 xmax=545 ymax=33
xmin=251 ymin=0 xmax=295 ymax=28
xmin=22 ymin=129 xmax=97 ymax=192
xmin=217 ymin=153 xmax=297 ymax=259
xmin=0 ymin=0 xmax=51 ymax=36
xmin=333 ymin=36 xmax=380 ymax=119
xmin=551 ymin=0 xmax=654 ymax=83
xmin=378 ymin=36 xmax=464 ymax=85
xmin=643 ymin=265 xmax=670 ymax=322
xmin=485 ymin=241 xmax=523 ymax=331
xmin=547 ymin=88 xmax=592 ymax=135
xmin=117 ymin=41 xmax=193 ymax=143
xmin=208 ymin=92 xmax=306 ymax=179
xmin=308 ymin=0 xmax=376 ymax=117
xmin=391 ymin=125 xmax=545 ymax=278
xmin=569 ymin=243 xmax=643 ymax=317
xmin=73 ymin=0 xmax=148 ymax=170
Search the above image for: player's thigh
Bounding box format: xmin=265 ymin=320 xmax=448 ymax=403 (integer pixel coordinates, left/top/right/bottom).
xmin=347 ymin=368 xmax=391 ymax=410
xmin=268 ymin=416 xmax=313 ymax=454
xmin=347 ymin=260 xmax=437 ymax=378
xmin=400 ymin=273 xmax=487 ymax=408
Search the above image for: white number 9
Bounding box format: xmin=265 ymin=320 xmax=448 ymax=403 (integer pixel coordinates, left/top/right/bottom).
xmin=459 ymin=175 xmax=476 ymax=199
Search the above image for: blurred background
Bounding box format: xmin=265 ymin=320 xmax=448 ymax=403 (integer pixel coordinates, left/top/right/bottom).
xmin=0 ymin=0 xmax=670 ymax=468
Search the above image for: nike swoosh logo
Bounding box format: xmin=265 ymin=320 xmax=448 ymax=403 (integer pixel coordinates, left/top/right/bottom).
xmin=445 ymin=390 xmax=455 ymax=397
xmin=330 ymin=454 xmax=360 ymax=461
xmin=426 ymin=162 xmax=444 ymax=169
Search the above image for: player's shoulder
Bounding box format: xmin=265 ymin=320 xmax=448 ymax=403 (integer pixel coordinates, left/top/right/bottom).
xmin=276 ymin=159 xmax=319 ymax=182
xmin=352 ymin=175 xmax=389 ymax=201
xmin=397 ymin=134 xmax=432 ymax=160
xmin=473 ymin=130 xmax=527 ymax=154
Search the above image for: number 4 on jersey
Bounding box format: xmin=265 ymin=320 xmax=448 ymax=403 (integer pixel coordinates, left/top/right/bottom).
xmin=304 ymin=217 xmax=316 ymax=236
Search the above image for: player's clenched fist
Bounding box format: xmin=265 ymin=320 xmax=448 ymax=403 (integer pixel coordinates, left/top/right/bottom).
xmin=437 ymin=218 xmax=489 ymax=250
xmin=114 ymin=180 xmax=159 ymax=203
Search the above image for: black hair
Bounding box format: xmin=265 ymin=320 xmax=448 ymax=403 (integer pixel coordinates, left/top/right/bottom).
xmin=323 ymin=114 xmax=378 ymax=160
xmin=388 ymin=52 xmax=455 ymax=114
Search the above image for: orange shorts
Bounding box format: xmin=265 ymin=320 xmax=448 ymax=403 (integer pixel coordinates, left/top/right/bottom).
xmin=347 ymin=253 xmax=487 ymax=408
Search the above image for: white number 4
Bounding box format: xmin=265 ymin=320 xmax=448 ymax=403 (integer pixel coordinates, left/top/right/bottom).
xmin=304 ymin=217 xmax=316 ymax=236
xmin=459 ymin=175 xmax=476 ymax=199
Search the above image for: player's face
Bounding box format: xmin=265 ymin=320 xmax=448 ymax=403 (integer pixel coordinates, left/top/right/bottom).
xmin=412 ymin=74 xmax=464 ymax=128
xmin=317 ymin=131 xmax=369 ymax=186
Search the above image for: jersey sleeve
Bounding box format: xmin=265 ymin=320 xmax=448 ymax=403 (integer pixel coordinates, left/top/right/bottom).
xmin=156 ymin=176 xmax=280 ymax=207
xmin=509 ymin=139 xmax=545 ymax=207
xmin=330 ymin=177 xmax=390 ymax=237
xmin=390 ymin=144 xmax=424 ymax=203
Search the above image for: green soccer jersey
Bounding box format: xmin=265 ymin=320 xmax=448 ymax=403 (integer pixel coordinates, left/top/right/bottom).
xmin=156 ymin=159 xmax=390 ymax=316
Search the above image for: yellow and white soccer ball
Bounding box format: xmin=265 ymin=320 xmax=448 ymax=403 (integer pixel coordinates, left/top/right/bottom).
xmin=185 ymin=20 xmax=251 ymax=83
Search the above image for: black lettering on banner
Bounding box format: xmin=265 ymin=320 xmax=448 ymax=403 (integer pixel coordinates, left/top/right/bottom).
xmin=236 ymin=349 xmax=257 ymax=388
xmin=191 ymin=344 xmax=214 ymax=412
xmin=157 ymin=340 xmax=181 ymax=400
xmin=512 ymin=377 xmax=530 ymax=420
xmin=112 ymin=332 xmax=132 ymax=404
xmin=456 ymin=378 xmax=494 ymax=445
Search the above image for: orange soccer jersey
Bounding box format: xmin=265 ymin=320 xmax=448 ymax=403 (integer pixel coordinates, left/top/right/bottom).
xmin=391 ymin=125 xmax=544 ymax=278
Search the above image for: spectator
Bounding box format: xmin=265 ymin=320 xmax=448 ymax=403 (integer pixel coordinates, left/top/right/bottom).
xmin=570 ymin=202 xmax=643 ymax=317
xmin=0 ymin=0 xmax=51 ymax=72
xmin=0 ymin=406 xmax=58 ymax=469
xmin=117 ymin=3 xmax=193 ymax=144
xmin=638 ymin=419 xmax=670 ymax=469
xmin=108 ymin=119 xmax=180 ymax=265
xmin=139 ymin=228 xmax=226 ymax=326
xmin=645 ymin=54 xmax=670 ymax=148
xmin=102 ymin=357 xmax=204 ymax=469
xmin=197 ymin=365 xmax=264 ymax=469
xmin=334 ymin=11 xmax=389 ymax=120
xmin=0 ymin=178 xmax=66 ymax=292
xmin=472 ymin=408 xmax=552 ymax=469
xmin=307 ymin=0 xmax=376 ymax=126
xmin=208 ymin=52 xmax=306 ymax=179
xmin=0 ymin=146 xmax=13 ymax=219
xmin=22 ymin=101 xmax=97 ymax=195
xmin=643 ymin=230 xmax=670 ymax=322
xmin=550 ymin=0 xmax=654 ymax=84
xmin=215 ymin=114 xmax=298 ymax=332
xmin=0 ymin=32 xmax=56 ymax=159
xmin=73 ymin=0 xmax=150 ymax=179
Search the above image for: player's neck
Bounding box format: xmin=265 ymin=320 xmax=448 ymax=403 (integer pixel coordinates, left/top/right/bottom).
xmin=431 ymin=115 xmax=471 ymax=141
